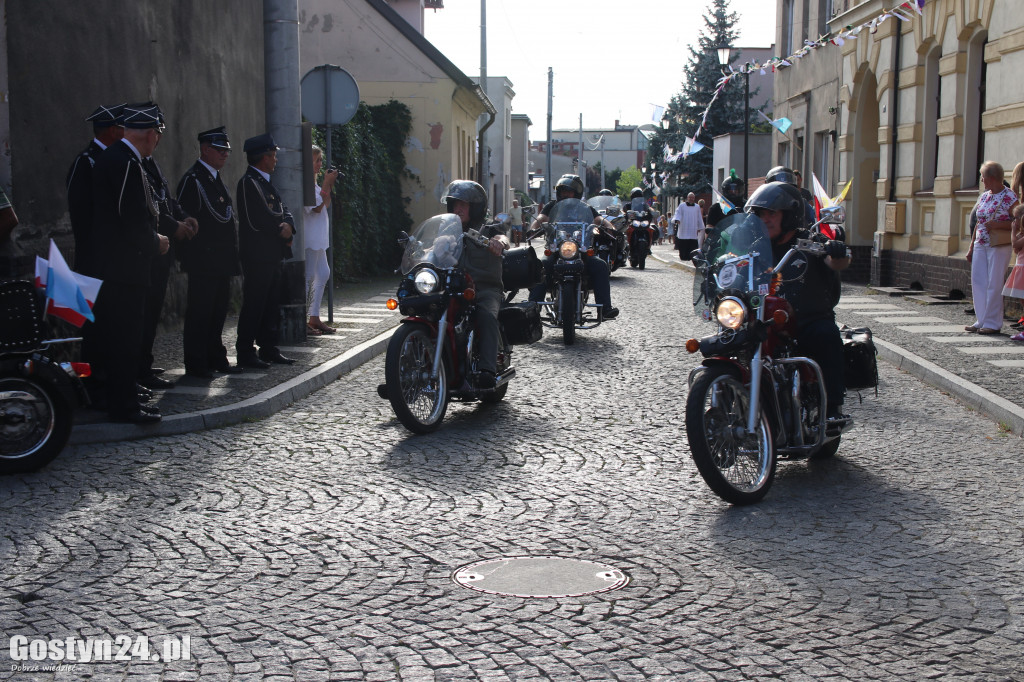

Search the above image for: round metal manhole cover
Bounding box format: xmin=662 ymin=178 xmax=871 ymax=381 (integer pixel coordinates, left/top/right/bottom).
xmin=452 ymin=556 xmax=629 ymax=598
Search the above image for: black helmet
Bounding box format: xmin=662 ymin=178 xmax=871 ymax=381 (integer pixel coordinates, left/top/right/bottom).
xmin=721 ymin=175 xmax=745 ymax=201
xmin=765 ymin=165 xmax=799 ymax=186
xmin=442 ymin=179 xmax=488 ymax=229
xmin=598 ymin=188 xmax=613 ymax=196
xmin=744 ymin=181 xmax=804 ymax=234
xmin=555 ymin=174 xmax=585 ymax=198
xmin=630 ymin=187 xmax=644 ymax=200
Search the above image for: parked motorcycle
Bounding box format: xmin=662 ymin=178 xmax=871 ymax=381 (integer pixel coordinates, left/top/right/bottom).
xmin=530 ymin=198 xmax=609 ymax=345
xmin=377 ymin=213 xmax=542 ymax=434
xmin=683 ymin=207 xmax=851 ymax=504
xmin=0 ymin=280 xmax=91 ymax=473
xmin=625 ymin=198 xmax=655 ymax=270
xmin=586 ymin=195 xmax=627 ymax=271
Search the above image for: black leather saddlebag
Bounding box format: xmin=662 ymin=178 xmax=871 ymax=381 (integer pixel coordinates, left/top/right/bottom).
xmin=840 ymin=325 xmax=878 ymax=390
xmin=499 ymin=301 xmax=543 ymax=345
xmin=502 ymin=246 xmax=543 ymax=292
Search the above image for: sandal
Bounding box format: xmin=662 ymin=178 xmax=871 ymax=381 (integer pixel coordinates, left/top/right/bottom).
xmin=316 ymin=322 xmax=337 ymax=334
xmin=306 ymin=324 xmax=323 ymax=336
xmin=978 ymin=327 xmax=1000 ymax=335
xmin=965 ymin=325 xmax=978 ymax=333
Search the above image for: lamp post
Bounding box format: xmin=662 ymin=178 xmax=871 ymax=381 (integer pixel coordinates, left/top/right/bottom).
xmin=717 ymin=44 xmax=749 ymax=203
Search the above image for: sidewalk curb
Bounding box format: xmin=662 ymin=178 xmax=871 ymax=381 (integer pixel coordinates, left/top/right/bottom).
xmin=872 ymin=337 xmax=1024 ymax=436
xmin=651 ymin=250 xmax=1024 ymax=436
xmin=69 ymin=327 xmax=397 ymax=446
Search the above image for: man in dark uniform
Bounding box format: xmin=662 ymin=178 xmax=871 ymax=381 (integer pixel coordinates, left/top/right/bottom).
xmin=235 ymin=133 xmax=296 ymax=368
xmin=66 ymin=103 xmax=124 ymax=276
xmin=91 ymin=102 xmax=170 ymax=423
xmin=176 ymin=127 xmax=242 ymax=378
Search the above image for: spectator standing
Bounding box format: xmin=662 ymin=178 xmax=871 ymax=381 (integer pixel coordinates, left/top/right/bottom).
xmin=176 ymin=127 xmax=242 ymax=377
xmin=672 ymin=192 xmax=704 ymax=261
xmin=235 ymin=133 xmax=296 ymax=368
xmin=66 ymin=104 xmax=124 ymax=276
xmin=966 ymin=161 xmax=1017 ymax=334
xmin=91 ymin=102 xmax=170 ymax=423
xmin=304 ymin=144 xmax=340 ymax=336
xmin=509 ymin=199 xmax=524 ymax=246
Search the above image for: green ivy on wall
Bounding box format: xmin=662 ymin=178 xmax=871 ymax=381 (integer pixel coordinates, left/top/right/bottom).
xmin=314 ymin=100 xmax=414 ymax=279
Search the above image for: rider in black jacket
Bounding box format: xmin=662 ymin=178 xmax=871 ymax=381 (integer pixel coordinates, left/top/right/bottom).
xmin=527 ymin=174 xmax=618 ymax=319
xmin=746 ymin=182 xmax=851 ymax=419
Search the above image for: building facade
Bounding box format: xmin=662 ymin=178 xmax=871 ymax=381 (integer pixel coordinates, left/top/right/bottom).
xmin=774 ymin=0 xmax=1024 ymax=290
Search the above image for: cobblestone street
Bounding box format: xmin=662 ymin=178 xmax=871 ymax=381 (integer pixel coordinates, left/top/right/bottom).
xmin=3 ymin=255 xmax=1024 ymax=681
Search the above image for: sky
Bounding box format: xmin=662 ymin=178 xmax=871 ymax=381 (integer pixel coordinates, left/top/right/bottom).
xmin=423 ymin=0 xmax=778 ymax=132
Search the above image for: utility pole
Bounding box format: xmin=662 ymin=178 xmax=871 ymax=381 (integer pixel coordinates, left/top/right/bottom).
xmin=578 ymin=114 xmax=583 ymax=192
xmin=546 ymin=67 xmax=553 ymax=201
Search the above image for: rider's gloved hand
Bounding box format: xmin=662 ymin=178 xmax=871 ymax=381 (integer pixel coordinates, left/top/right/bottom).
xmin=824 ymin=240 xmax=848 ymax=259
xmin=810 ymin=232 xmax=829 ymax=244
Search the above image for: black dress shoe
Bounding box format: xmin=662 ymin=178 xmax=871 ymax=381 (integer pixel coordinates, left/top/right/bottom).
xmin=148 ymin=367 xmax=166 ymax=375
xmin=139 ymin=374 xmax=175 ymax=389
xmin=259 ymin=350 xmax=296 ymax=365
xmin=185 ymin=368 xmax=214 ymax=379
xmin=214 ymin=364 xmax=243 ymax=374
xmin=604 ymin=306 xmax=620 ymax=320
xmin=237 ymin=353 xmax=271 ymax=369
xmin=139 ymin=404 xmax=161 ymax=415
xmin=110 ymin=409 xmax=161 ymax=424
xmin=136 ymin=383 xmax=154 ymax=398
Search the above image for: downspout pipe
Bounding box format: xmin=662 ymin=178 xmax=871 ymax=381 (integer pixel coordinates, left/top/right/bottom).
xmin=887 ymin=21 xmax=902 ymax=202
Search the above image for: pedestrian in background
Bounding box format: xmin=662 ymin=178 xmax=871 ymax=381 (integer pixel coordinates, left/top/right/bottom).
xmin=509 ymin=199 xmax=523 ymax=246
xmin=176 ymin=126 xmax=242 ymax=377
xmin=236 ymin=133 xmax=296 ymax=368
xmin=673 ymin=192 xmax=704 ymax=261
xmin=91 ymin=102 xmax=169 ymax=423
xmin=966 ymin=161 xmax=1017 ymax=334
xmin=304 ymin=144 xmax=340 ymax=336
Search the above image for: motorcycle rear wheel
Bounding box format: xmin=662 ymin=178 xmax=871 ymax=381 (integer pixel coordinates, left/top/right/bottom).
xmin=0 ymin=376 xmax=72 ymax=474
xmin=686 ymin=369 xmax=776 ymax=505
xmin=385 ymin=323 xmax=448 ymax=433
xmin=559 ymin=282 xmax=576 ymax=345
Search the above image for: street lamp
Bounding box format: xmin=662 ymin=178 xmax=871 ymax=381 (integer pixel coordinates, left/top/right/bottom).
xmin=716 ymin=43 xmax=749 ymax=204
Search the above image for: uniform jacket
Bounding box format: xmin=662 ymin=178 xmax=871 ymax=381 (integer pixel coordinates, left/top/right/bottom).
xmin=236 ymin=167 xmax=295 ymax=265
xmin=65 ymin=140 xmax=105 ymax=275
xmin=141 ymin=156 xmax=189 ymax=242
xmin=176 ymin=161 xmax=240 ymax=276
xmin=91 ymin=140 xmax=161 ymax=285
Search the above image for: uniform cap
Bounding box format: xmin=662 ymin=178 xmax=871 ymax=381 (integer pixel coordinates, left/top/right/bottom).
xmin=198 ymin=126 xmax=231 ymax=150
xmin=243 ymin=133 xmax=278 ymax=155
xmin=122 ymin=102 xmax=165 ymax=131
xmin=85 ymin=103 xmax=126 ymax=128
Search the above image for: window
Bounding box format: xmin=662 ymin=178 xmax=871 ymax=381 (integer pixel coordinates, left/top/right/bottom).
xmin=921 ymin=46 xmax=940 ymax=190
xmin=814 ymin=131 xmax=831 ymax=190
xmin=801 ymin=0 xmax=810 ymax=46
xmin=778 ymin=141 xmax=791 ymax=169
xmin=818 ymin=0 xmax=831 ymax=36
xmin=962 ymin=33 xmax=987 ymax=189
xmin=781 ymin=0 xmax=794 ymax=56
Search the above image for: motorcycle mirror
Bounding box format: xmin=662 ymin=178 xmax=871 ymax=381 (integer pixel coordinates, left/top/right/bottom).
xmin=818 ymin=205 xmax=846 ymax=224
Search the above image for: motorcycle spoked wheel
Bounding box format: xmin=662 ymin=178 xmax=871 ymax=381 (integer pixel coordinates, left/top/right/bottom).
xmin=0 ymin=376 xmax=72 ymax=474
xmin=799 ymin=379 xmax=841 ymax=460
xmin=559 ymin=281 xmax=576 ymax=345
xmin=685 ymin=369 xmax=776 ymax=505
xmin=384 ymin=323 xmax=449 ymax=434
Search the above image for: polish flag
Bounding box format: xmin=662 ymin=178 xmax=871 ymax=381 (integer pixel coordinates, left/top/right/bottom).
xmin=34 ymin=241 xmax=102 ymax=327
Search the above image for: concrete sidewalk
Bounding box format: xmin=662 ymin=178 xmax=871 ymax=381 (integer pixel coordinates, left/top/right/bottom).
xmin=649 ymin=242 xmax=1024 ymax=437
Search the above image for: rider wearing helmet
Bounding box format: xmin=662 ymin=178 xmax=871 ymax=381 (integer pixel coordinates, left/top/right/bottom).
xmin=706 ymin=169 xmax=744 ymax=232
xmin=442 ymin=180 xmax=509 ymax=388
xmin=598 ymin=188 xmax=613 ymax=197
xmin=625 ymin=187 xmax=655 ymax=258
xmin=527 ymin=174 xmax=619 ymax=319
xmin=766 ymin=165 xmax=818 ymax=230
xmin=745 ymin=181 xmax=850 ymax=419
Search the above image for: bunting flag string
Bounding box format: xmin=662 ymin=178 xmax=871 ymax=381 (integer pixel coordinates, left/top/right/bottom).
xmin=666 ymin=0 xmax=926 ymax=159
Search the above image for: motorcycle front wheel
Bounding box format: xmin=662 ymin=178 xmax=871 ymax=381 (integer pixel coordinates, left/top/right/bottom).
xmin=686 ymin=369 xmax=776 ymax=505
xmin=384 ymin=323 xmax=448 ymax=434
xmin=559 ymin=282 xmax=576 ymax=345
xmin=0 ymin=376 xmax=72 ymax=474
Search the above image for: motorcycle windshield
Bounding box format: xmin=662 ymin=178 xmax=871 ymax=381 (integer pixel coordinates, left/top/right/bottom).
xmin=629 ymin=197 xmax=647 ymax=213
xmin=400 ymin=213 xmax=465 ymax=275
xmin=548 ymin=198 xmax=593 ymax=249
xmin=692 ymin=212 xmax=774 ymax=321
xmin=586 ymin=196 xmax=621 ymax=214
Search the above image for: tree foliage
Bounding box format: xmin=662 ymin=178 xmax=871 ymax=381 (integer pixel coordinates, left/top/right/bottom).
xmin=615 ymin=166 xmax=644 ymax=200
xmin=648 ymin=0 xmax=747 ymax=198
xmin=314 ymin=100 xmax=414 ymax=279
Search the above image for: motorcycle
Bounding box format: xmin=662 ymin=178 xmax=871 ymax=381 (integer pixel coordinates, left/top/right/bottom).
xmin=529 ymin=198 xmax=609 ymax=345
xmin=683 ymin=206 xmax=852 ymax=504
xmin=586 ymin=195 xmax=627 ymax=272
xmin=377 ymin=213 xmax=542 ymax=434
xmin=1 ymin=280 xmax=91 ymax=473
xmin=625 ymin=197 xmax=655 ymax=270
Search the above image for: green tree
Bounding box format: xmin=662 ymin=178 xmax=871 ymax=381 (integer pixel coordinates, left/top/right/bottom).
xmin=615 ymin=166 xmax=644 ymax=200
xmin=649 ymin=0 xmax=747 ymax=198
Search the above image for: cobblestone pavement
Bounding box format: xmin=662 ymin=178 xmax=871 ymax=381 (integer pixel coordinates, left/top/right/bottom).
xmin=3 ymin=250 xmax=1024 ymax=680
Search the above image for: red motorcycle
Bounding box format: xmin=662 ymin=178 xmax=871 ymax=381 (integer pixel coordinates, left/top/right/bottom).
xmin=683 ymin=207 xmax=851 ymax=504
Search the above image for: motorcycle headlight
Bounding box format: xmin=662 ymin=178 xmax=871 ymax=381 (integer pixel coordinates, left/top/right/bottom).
xmin=641 ymin=221 xmax=649 ymax=227
xmin=631 ymin=220 xmax=640 ymax=228
xmin=715 ymin=297 xmax=747 ymax=330
xmin=413 ymin=268 xmax=440 ymax=294
xmin=559 ymin=241 xmax=579 ymax=259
